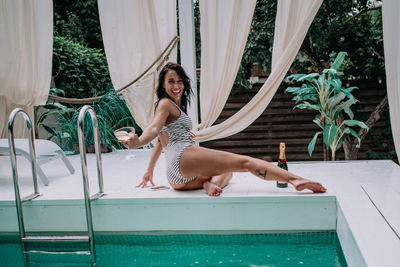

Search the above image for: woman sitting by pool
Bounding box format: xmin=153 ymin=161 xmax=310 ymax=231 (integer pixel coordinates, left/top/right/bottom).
xmin=120 ymin=62 xmax=326 ymax=196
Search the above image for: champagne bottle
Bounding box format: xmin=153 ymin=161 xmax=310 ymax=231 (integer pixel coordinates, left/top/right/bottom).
xmin=276 ymin=142 xmax=288 ymax=188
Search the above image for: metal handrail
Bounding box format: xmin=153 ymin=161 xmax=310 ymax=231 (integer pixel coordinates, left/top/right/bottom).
xmin=8 ymin=109 xmax=41 ymax=238
xmin=8 ymin=108 xmax=41 ymax=266
xmin=77 ymin=105 xmax=106 ymax=265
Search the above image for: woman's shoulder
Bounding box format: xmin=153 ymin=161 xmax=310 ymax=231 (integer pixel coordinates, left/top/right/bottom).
xmin=155 ymin=98 xmax=175 ymax=114
xmin=157 ymin=98 xmax=176 ymax=110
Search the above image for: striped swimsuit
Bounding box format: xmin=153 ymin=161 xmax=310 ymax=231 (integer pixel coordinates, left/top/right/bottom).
xmin=161 ymin=102 xmax=197 ymax=185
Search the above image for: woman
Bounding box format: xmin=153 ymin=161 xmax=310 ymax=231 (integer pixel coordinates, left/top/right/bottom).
xmin=122 ymin=62 xmax=326 ymax=196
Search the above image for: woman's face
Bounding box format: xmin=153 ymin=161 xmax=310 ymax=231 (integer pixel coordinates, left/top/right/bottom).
xmin=163 ymin=69 xmax=184 ymax=103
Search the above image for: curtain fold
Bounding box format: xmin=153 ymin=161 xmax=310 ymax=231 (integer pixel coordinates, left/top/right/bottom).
xmin=0 ymin=0 xmax=53 ymax=138
xmin=98 ymin=0 xmax=177 ymax=130
xmin=382 ymin=0 xmax=400 ymax=160
xmin=198 ymin=0 xmax=256 ymax=130
xmin=195 ymin=0 xmax=322 ymax=142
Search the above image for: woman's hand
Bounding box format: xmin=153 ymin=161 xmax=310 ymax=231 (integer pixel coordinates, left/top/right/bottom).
xmin=136 ymin=170 xmax=156 ymax=188
xmin=121 ymin=134 xmax=140 ymax=149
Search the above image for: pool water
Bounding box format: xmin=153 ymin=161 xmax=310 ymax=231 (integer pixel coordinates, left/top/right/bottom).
xmin=0 ymin=232 xmax=347 ymax=266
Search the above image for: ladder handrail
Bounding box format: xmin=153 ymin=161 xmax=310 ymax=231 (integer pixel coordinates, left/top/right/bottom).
xmin=77 ymin=105 xmax=106 ymax=265
xmin=8 ymin=107 xmax=105 ymax=266
xmin=7 ymin=108 xmax=41 ymax=240
xmin=78 ymin=106 xmax=105 ymax=199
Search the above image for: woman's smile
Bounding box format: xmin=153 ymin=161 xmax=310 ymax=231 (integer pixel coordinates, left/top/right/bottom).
xmin=164 ymin=69 xmax=184 ymax=103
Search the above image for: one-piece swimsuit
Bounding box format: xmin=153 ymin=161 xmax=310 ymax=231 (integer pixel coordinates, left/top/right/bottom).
xmin=161 ymin=101 xmax=196 ymax=184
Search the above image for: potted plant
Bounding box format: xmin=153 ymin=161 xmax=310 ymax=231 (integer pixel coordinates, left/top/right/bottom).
xmin=285 ymin=52 xmax=369 ymax=161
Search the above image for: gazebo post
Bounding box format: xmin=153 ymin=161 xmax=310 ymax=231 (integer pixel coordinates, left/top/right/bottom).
xmin=178 ymin=0 xmax=199 ymax=134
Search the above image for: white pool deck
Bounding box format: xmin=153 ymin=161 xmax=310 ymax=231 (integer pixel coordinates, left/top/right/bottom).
xmin=1 ymin=149 xmax=400 ymax=266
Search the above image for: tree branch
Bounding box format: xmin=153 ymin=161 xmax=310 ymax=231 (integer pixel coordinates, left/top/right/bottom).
xmin=299 ymin=42 xmax=326 ymax=73
xmin=366 ymin=47 xmax=385 ymax=61
xmin=342 ymin=6 xmax=381 ymax=26
xmin=342 ymin=95 xmax=388 ymax=159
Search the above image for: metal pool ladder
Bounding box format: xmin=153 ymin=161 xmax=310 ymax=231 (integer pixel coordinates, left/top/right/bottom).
xmin=8 ymin=106 xmax=105 ymax=266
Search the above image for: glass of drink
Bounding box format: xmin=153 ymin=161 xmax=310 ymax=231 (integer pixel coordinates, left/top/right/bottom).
xmin=114 ymin=127 xmax=136 ymax=160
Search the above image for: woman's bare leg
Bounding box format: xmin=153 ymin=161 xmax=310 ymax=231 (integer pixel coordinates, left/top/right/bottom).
xmin=203 ymin=172 xmax=232 ymax=196
xmin=180 ymin=146 xmax=326 ymax=193
xmin=210 ymin=172 xmax=232 ymax=189
xmin=170 ymin=176 xmax=222 ymax=196
xmin=170 ymin=172 xmax=233 ymax=196
xmin=202 ymin=181 xmax=223 ymax=196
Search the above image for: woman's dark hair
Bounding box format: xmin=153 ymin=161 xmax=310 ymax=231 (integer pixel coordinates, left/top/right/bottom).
xmin=156 ymin=62 xmax=193 ymax=114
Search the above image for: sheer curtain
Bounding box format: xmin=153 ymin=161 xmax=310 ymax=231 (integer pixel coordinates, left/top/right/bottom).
xmin=0 ymin=0 xmax=53 ymax=138
xmin=382 ymin=0 xmax=400 ymax=160
xmin=197 ymin=0 xmax=256 ymax=130
xmin=195 ymin=0 xmax=323 ymax=142
xmin=98 ymin=0 xmax=177 ymax=130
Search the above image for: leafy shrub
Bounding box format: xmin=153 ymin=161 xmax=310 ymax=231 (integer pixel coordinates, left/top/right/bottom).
xmin=52 ymin=36 xmax=112 ymax=99
xmin=232 ymin=0 xmax=384 ymax=91
xmin=53 ymin=0 xmax=103 ymax=49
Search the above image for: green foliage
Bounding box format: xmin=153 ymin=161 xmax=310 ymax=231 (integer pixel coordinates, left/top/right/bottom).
xmin=236 ymin=0 xmax=276 ymax=89
xmin=234 ymin=0 xmax=384 ymax=90
xmin=35 ymin=89 xmax=72 ymax=139
xmin=45 ymin=91 xmax=141 ymax=152
xmin=53 ymin=0 xmax=103 ymax=49
xmin=366 ymin=126 xmax=397 ymax=160
xmin=285 ymin=52 xmax=369 ymax=160
xmin=52 ymin=0 xmax=112 ymax=100
xmin=52 ymin=36 xmax=112 ymax=99
xmin=34 ymin=89 xmax=74 ymax=140
xmin=194 ymin=0 xmax=201 ymax=69
xmin=45 ymin=0 xmax=140 ymax=152
xmin=296 ymin=0 xmax=384 ymax=80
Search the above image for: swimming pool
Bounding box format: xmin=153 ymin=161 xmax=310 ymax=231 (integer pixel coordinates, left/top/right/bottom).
xmin=0 ymin=232 xmax=347 ymax=266
xmin=3 ymin=157 xmax=400 ymax=266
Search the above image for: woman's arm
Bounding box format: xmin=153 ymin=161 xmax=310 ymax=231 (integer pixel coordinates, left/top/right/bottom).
xmin=123 ymin=99 xmax=171 ymax=148
xmin=145 ymin=138 xmax=163 ymax=173
xmin=136 ymin=138 xmax=163 ymax=188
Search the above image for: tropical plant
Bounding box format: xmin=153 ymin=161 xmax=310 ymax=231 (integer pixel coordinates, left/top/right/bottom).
xmin=34 ymin=88 xmax=74 ymax=139
xmin=285 ymin=52 xmax=369 ymax=161
xmin=40 ymin=91 xmax=141 ymax=152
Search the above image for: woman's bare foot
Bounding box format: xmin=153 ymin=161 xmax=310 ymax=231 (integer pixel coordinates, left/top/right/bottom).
xmin=291 ymin=178 xmax=326 ymax=193
xmin=203 ymin=181 xmax=223 ymax=196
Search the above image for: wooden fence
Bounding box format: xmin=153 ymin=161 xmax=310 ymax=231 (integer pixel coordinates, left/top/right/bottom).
xmin=201 ymin=80 xmax=395 ymax=162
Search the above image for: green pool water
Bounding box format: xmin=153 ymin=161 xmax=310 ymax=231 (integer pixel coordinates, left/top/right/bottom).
xmin=0 ymin=232 xmax=347 ymax=266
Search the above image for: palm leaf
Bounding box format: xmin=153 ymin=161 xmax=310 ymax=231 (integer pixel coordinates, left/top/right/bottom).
xmin=286 ymin=74 xmax=307 ymax=82
xmin=330 ymin=51 xmax=347 ymax=70
xmin=323 ymin=124 xmax=339 ymax=147
xmin=294 ymin=102 xmax=321 ymax=112
xmin=312 ymin=116 xmax=323 ymax=129
xmin=343 ymin=120 xmax=369 ymax=130
xmin=348 ymin=128 xmax=362 ymax=148
xmin=327 ymin=92 xmax=346 ymax=111
xmin=342 ymin=86 xmax=358 ymax=100
xmin=297 ymin=73 xmax=320 ymax=82
xmin=308 ymin=131 xmax=322 ymax=156
xmin=332 ymin=98 xmax=358 ymax=120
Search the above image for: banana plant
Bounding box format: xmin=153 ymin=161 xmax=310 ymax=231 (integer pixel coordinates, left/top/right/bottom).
xmin=285 ymin=52 xmax=369 ymax=160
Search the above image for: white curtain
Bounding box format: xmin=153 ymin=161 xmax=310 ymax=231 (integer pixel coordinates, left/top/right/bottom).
xmin=195 ymin=0 xmax=323 ymax=142
xmin=0 ymin=0 xmax=53 ymax=138
xmin=197 ymin=0 xmax=256 ymax=130
xmin=382 ymin=0 xmax=400 ymax=160
xmin=98 ymin=0 xmax=177 ymax=130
